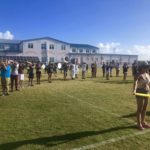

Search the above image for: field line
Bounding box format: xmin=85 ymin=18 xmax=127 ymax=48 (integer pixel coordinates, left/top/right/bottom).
xmin=71 ymin=129 xmax=150 ymax=150
xmin=51 ymin=89 xmax=134 ymax=124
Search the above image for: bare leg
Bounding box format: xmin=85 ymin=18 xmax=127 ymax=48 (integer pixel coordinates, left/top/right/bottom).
xmin=141 ymin=98 xmax=150 ymax=128
xmin=136 ymin=98 xmax=144 ymax=130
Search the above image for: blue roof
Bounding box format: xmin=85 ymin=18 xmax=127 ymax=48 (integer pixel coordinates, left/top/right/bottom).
xmin=22 ymin=37 xmax=69 ymax=44
xmin=0 ymin=38 xmax=99 ymax=50
xmin=0 ymin=39 xmax=21 ymax=44
xmin=70 ymin=44 xmax=99 ymax=49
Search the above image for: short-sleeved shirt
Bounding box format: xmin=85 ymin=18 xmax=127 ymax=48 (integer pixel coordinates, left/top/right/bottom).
xmin=47 ymin=65 xmax=53 ymax=73
xmin=123 ymin=65 xmax=129 ymax=73
xmin=5 ymin=65 xmax=11 ymax=78
xmin=1 ymin=65 xmax=11 ymax=78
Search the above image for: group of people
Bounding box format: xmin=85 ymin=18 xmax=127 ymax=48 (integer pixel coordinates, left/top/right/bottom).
xmin=101 ymin=62 xmax=129 ymax=80
xmin=1 ymin=59 xmax=150 ymax=130
xmin=0 ymin=60 xmax=27 ymax=96
xmin=0 ymin=60 xmax=89 ymax=96
xmin=0 ymin=60 xmax=42 ymax=96
xmin=0 ymin=60 xmax=135 ymax=97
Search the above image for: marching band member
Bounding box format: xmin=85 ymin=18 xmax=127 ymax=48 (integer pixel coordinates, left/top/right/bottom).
xmin=27 ymin=61 xmax=34 ymax=86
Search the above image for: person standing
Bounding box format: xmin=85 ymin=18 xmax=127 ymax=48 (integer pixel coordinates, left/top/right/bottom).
xmin=132 ymin=61 xmax=139 ymax=81
xmin=62 ymin=62 xmax=68 ymax=80
xmin=53 ymin=63 xmax=57 ymax=77
xmin=1 ymin=60 xmax=11 ymax=96
xmin=91 ymin=63 xmax=95 ymax=78
xmin=105 ymin=62 xmax=110 ymax=80
xmin=133 ymin=65 xmax=150 ymax=130
xmin=109 ymin=62 xmax=113 ymax=77
xmin=47 ymin=62 xmax=53 ymax=83
xmin=82 ymin=62 xmax=86 ymax=79
xmin=123 ymin=63 xmax=129 ymax=81
xmin=18 ymin=62 xmax=25 ymax=89
xmin=27 ymin=62 xmax=34 ymax=86
xmin=115 ymin=63 xmax=120 ymax=77
xmin=75 ymin=63 xmax=79 ymax=78
xmin=86 ymin=64 xmax=89 ymax=72
xmin=102 ymin=62 xmax=106 ymax=77
xmin=11 ymin=61 xmax=19 ymax=91
xmin=70 ymin=63 xmax=76 ymax=80
xmin=94 ymin=62 xmax=97 ymax=78
xmin=35 ymin=61 xmax=41 ymax=84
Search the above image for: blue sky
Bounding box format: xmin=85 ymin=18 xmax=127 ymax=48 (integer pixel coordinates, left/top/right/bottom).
xmin=0 ymin=0 xmax=150 ymax=59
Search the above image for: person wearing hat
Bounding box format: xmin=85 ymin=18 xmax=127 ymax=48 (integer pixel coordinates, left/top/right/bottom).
xmin=133 ymin=64 xmax=150 ymax=130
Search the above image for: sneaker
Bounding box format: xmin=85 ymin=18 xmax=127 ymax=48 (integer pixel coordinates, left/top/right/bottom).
xmin=1 ymin=94 xmax=5 ymax=96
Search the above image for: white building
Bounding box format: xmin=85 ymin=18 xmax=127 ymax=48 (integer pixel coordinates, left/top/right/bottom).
xmin=0 ymin=37 xmax=138 ymax=66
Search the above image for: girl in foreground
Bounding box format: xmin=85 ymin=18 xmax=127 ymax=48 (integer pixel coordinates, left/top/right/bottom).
xmin=133 ymin=64 xmax=150 ymax=130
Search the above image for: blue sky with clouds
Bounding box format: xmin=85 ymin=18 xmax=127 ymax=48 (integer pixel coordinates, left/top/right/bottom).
xmin=0 ymin=0 xmax=150 ymax=60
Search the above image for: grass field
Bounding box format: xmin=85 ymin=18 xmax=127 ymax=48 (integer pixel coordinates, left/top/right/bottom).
xmin=0 ymin=68 xmax=150 ymax=150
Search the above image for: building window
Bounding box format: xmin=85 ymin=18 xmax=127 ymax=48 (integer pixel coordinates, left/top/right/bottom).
xmin=72 ymin=48 xmax=76 ymax=53
xmin=28 ymin=43 xmax=33 ymax=48
xmin=79 ymin=49 xmax=83 ymax=53
xmin=49 ymin=44 xmax=54 ymax=50
xmin=50 ymin=57 xmax=54 ymax=62
xmin=5 ymin=45 xmax=10 ymax=50
xmin=41 ymin=43 xmax=46 ymax=50
xmin=61 ymin=45 xmax=66 ymax=50
xmin=86 ymin=49 xmax=90 ymax=53
xmin=92 ymin=50 xmax=96 ymax=53
xmin=10 ymin=44 xmax=18 ymax=51
xmin=42 ymin=57 xmax=47 ymax=62
xmin=0 ymin=44 xmax=4 ymax=49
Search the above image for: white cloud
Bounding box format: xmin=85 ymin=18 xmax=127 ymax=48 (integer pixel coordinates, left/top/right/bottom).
xmin=97 ymin=42 xmax=150 ymax=60
xmin=98 ymin=42 xmax=121 ymax=54
xmin=131 ymin=45 xmax=150 ymax=60
xmin=0 ymin=30 xmax=14 ymax=40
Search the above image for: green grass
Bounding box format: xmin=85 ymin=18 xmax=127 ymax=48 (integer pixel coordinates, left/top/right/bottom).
xmin=0 ymin=68 xmax=150 ymax=150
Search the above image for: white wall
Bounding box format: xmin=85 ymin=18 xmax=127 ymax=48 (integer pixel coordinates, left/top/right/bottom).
xmin=22 ymin=39 xmax=71 ymax=62
xmin=47 ymin=42 xmax=70 ymax=62
xmin=69 ymin=54 xmax=138 ymax=66
xmin=22 ymin=40 xmax=42 ymax=58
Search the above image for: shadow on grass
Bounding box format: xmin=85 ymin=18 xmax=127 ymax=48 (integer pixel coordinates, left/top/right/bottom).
xmin=95 ymin=80 xmax=133 ymax=84
xmin=122 ymin=113 xmax=136 ymax=118
xmin=122 ymin=111 xmax=150 ymax=118
xmin=0 ymin=125 xmax=136 ymax=150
